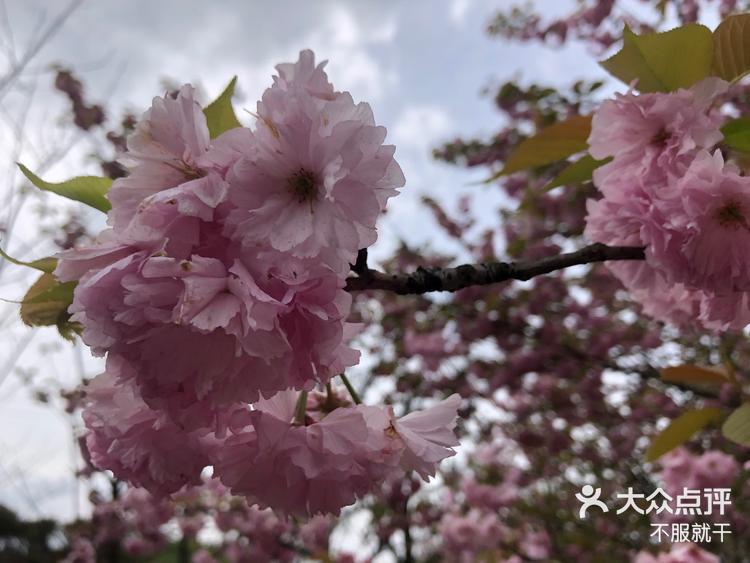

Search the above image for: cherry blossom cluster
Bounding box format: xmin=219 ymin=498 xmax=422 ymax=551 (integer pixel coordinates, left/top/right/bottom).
xmin=57 ymin=50 xmax=460 ymax=515
xmin=584 ymin=77 xmax=750 ymax=329
xmin=633 ymin=543 xmax=719 ymax=563
xmin=63 ymin=479 xmax=354 ymax=562
xmin=659 ymin=447 xmax=740 ymax=505
xmin=489 ymin=0 xmax=742 ymax=50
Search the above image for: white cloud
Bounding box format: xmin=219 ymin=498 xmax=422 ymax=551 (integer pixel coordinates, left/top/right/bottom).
xmin=392 ymin=104 xmax=453 ymax=154
xmin=450 ymin=0 xmax=473 ymax=24
xmin=300 ymin=4 xmax=399 ymax=101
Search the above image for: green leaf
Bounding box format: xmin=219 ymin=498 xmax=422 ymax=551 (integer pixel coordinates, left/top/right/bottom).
xmin=203 ymin=76 xmax=241 ymax=138
xmin=646 ymin=407 xmax=724 ymax=462
xmin=544 ymin=155 xmax=611 ymax=191
xmin=601 ymin=24 xmax=714 ymax=92
xmin=721 ymin=118 xmax=750 ymax=152
xmin=722 ymin=403 xmax=750 ymax=445
xmin=0 ymin=246 xmax=57 ymax=273
xmin=660 ymin=364 xmax=731 ymax=386
xmin=56 ymin=314 xmax=81 ymax=341
xmin=17 ymin=163 xmax=111 ymax=212
xmin=713 ymin=14 xmax=750 ymax=82
xmin=19 ymin=272 xmax=76 ymax=329
xmin=486 ymin=114 xmax=592 ymax=181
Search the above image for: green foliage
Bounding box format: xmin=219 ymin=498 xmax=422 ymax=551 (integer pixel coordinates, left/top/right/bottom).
xmin=600 ymin=24 xmax=713 ymax=92
xmin=660 ymin=364 xmax=732 ymax=396
xmin=486 ymin=114 xmax=591 ymax=181
xmin=712 ymin=14 xmax=750 ymax=82
xmin=17 ymin=163 xmax=112 ymax=212
xmin=660 ymin=364 xmax=731 ymax=385
xmin=203 ymin=76 xmax=242 ymax=138
xmin=646 ymin=407 xmax=724 ymax=462
xmin=0 ymin=246 xmax=57 ymax=273
xmin=0 ymin=504 xmax=62 ymax=562
xmin=722 ymin=403 xmax=750 ymax=445
xmin=544 ymin=154 xmax=610 ymax=190
xmin=721 ymin=118 xmax=750 ymax=152
xmin=20 ymin=272 xmax=78 ymax=340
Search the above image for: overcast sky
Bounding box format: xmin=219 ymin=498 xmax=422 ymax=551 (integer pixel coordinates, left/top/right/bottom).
xmin=0 ymin=0 xmax=610 ymax=526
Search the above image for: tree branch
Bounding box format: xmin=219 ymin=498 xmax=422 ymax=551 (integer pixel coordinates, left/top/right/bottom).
xmin=345 ymin=243 xmax=645 ymax=294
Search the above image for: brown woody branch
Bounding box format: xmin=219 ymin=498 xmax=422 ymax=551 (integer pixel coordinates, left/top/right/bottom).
xmin=345 ymin=243 xmax=645 ymax=294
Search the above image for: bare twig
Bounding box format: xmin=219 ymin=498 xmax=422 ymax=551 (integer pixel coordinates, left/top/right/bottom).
xmin=352 ymin=247 xmax=370 ymax=279
xmin=0 ymin=0 xmax=85 ymax=99
xmin=345 ymin=243 xmax=645 ymax=294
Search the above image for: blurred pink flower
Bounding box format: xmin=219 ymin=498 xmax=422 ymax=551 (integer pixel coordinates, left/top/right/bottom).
xmin=463 ymin=469 xmax=521 ymax=510
xmin=660 ymin=447 xmax=739 ymax=499
xmin=192 ymin=550 xmax=219 ymax=563
xmin=632 ymin=543 xmax=719 ymax=563
xmin=519 ymin=526 xmax=552 ymax=560
xmin=299 ymin=515 xmax=335 ymax=555
xmin=61 ymin=537 xmax=96 ymax=563
xmin=439 ymin=509 xmax=505 ymax=555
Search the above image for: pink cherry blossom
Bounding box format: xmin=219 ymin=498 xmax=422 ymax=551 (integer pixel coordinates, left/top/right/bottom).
xmin=82 ymin=368 xmax=213 ymax=496
xmin=63 ymin=250 xmax=283 ymax=423
xmin=632 ymin=543 xmax=719 ymax=563
xmin=392 ymin=393 xmax=462 ymax=479
xmin=659 ymin=447 xmax=739 ymax=501
xmin=652 ymin=151 xmax=750 ymax=293
xmin=115 ymin=487 xmax=173 ymax=546
xmin=192 ymin=550 xmax=219 ymax=563
xmin=519 ymin=526 xmax=552 ymax=560
xmin=462 ymin=469 xmax=521 ymax=510
xmin=628 ymin=279 xmax=703 ymax=327
xmin=404 ymin=328 xmax=459 ymax=370
xmin=215 ymin=395 xmax=384 ymax=516
xmin=584 ymin=181 xmax=666 ymax=292
xmin=698 ymin=289 xmax=750 ymax=331
xmin=112 ymin=125 xmax=254 ymax=250
xmin=225 ymin=50 xmax=404 ymax=273
xmin=589 ymin=78 xmax=726 ymax=198
xmin=54 ymin=230 xmax=134 ymax=283
xmin=439 ymin=509 xmax=506 ymax=556
xmin=107 ymin=85 xmax=212 ymax=232
xmin=694 ymin=450 xmax=740 ymax=486
xmin=61 ymin=241 xmax=359 ymax=429
xmin=53 ymin=50 xmax=447 ymax=517
xmin=61 ymin=538 xmax=96 ymax=563
xmin=58 ymin=53 xmax=380 ymax=440
xmin=583 ymin=78 xmax=750 ymax=329
xmin=215 ymin=392 xmax=460 ymax=516
xmin=299 ymin=515 xmax=336 ymax=555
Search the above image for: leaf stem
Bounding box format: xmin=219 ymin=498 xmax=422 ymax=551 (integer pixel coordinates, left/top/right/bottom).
xmin=293 ymin=390 xmax=308 ymax=425
xmin=340 ymin=373 xmax=361 ymax=405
